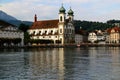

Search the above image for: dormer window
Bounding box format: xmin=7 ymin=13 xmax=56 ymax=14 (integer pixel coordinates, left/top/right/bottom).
xmin=45 ymin=31 xmax=47 ymax=34
xmin=51 ymin=30 xmax=53 ymax=34
xmin=33 ymin=31 xmax=35 ymax=34
xmin=39 ymin=31 xmax=41 ymax=34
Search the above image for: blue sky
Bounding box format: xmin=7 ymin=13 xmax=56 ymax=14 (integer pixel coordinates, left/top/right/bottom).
xmin=0 ymin=0 xmax=120 ymax=22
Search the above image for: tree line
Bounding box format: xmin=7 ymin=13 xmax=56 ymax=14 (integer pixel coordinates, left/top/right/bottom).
xmin=74 ymin=20 xmax=114 ymax=32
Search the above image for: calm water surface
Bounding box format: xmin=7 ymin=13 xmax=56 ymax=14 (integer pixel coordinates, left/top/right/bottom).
xmin=0 ymin=47 xmax=120 ymax=80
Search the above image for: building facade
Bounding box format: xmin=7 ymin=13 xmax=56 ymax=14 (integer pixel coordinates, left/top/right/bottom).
xmin=0 ymin=20 xmax=24 ymax=46
xmin=28 ymin=5 xmax=75 ymax=45
xmin=88 ymin=32 xmax=97 ymax=43
xmin=106 ymin=26 xmax=120 ymax=43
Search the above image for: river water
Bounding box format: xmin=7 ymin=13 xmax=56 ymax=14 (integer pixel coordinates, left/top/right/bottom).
xmin=0 ymin=47 xmax=120 ymax=80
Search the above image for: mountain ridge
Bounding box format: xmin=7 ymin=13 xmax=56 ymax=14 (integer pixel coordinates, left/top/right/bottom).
xmin=0 ymin=10 xmax=33 ymax=26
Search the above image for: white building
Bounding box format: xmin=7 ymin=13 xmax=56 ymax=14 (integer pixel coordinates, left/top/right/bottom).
xmin=96 ymin=30 xmax=104 ymax=40
xmin=96 ymin=30 xmax=106 ymax=44
xmin=0 ymin=20 xmax=24 ymax=46
xmin=88 ymin=32 xmax=97 ymax=43
xmin=28 ymin=5 xmax=75 ymax=45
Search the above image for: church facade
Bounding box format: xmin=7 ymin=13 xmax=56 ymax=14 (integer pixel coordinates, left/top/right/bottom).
xmin=28 ymin=5 xmax=75 ymax=45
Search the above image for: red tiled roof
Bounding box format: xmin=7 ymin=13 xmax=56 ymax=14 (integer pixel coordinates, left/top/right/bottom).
xmin=30 ymin=19 xmax=59 ymax=29
xmin=107 ymin=26 xmax=120 ymax=34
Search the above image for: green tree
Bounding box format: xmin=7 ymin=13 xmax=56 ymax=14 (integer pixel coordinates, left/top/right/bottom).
xmin=24 ymin=32 xmax=30 ymax=45
xmin=19 ymin=23 xmax=29 ymax=32
xmin=74 ymin=20 xmax=113 ymax=32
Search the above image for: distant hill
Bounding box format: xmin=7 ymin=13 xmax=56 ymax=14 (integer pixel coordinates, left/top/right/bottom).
xmin=0 ymin=10 xmax=33 ymax=26
xmin=74 ymin=20 xmax=113 ymax=32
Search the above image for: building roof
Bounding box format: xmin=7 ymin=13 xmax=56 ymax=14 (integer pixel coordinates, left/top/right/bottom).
xmin=0 ymin=20 xmax=23 ymax=32
xmin=30 ymin=19 xmax=59 ymax=29
xmin=68 ymin=8 xmax=74 ymax=15
xmin=107 ymin=26 xmax=120 ymax=34
xmin=59 ymin=5 xmax=66 ymax=13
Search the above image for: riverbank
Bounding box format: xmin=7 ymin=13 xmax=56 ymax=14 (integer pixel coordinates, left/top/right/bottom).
xmin=0 ymin=43 xmax=120 ymax=49
xmin=79 ymin=43 xmax=120 ymax=47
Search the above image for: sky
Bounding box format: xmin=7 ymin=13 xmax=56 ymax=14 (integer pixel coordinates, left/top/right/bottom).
xmin=0 ymin=0 xmax=120 ymax=22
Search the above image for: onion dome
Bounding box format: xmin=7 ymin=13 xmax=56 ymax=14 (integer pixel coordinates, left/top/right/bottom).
xmin=68 ymin=8 xmax=74 ymax=15
xmin=59 ymin=5 xmax=66 ymax=13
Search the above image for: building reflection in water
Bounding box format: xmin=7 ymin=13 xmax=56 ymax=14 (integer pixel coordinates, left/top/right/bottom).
xmin=1 ymin=47 xmax=120 ymax=80
xmin=63 ymin=48 xmax=90 ymax=80
xmin=29 ymin=48 xmax=65 ymax=80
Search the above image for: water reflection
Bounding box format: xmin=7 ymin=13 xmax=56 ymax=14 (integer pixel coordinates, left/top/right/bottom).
xmin=64 ymin=48 xmax=90 ymax=80
xmin=29 ymin=48 xmax=65 ymax=80
xmin=0 ymin=47 xmax=120 ymax=80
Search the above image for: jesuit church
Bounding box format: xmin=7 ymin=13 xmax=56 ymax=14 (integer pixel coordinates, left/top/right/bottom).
xmin=28 ymin=5 xmax=75 ymax=45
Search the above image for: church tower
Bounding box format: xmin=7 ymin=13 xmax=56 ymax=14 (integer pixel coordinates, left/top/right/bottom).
xmin=59 ymin=4 xmax=66 ymax=23
xmin=58 ymin=4 xmax=66 ymax=45
xmin=68 ymin=7 xmax=74 ymax=22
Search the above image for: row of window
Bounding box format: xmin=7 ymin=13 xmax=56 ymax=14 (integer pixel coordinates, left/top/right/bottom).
xmin=32 ymin=30 xmax=58 ymax=35
xmin=64 ymin=29 xmax=74 ymax=34
xmin=0 ymin=32 xmax=23 ymax=36
xmin=34 ymin=36 xmax=58 ymax=39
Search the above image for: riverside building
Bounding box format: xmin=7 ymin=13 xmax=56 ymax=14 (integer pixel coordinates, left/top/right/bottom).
xmin=0 ymin=20 xmax=24 ymax=46
xmin=28 ymin=5 xmax=75 ymax=45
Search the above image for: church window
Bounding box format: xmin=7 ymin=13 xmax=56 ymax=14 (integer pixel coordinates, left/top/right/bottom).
xmin=60 ymin=16 xmax=62 ymax=21
xmin=60 ymin=29 xmax=62 ymax=33
xmin=65 ymin=29 xmax=66 ymax=33
xmin=69 ymin=17 xmax=71 ymax=21
xmin=70 ymin=29 xmax=71 ymax=33
xmin=72 ymin=30 xmax=74 ymax=33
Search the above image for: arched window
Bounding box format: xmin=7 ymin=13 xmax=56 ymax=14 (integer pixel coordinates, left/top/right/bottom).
xmin=69 ymin=17 xmax=71 ymax=21
xmin=39 ymin=31 xmax=41 ymax=34
xmin=60 ymin=16 xmax=62 ymax=21
xmin=60 ymin=29 xmax=62 ymax=33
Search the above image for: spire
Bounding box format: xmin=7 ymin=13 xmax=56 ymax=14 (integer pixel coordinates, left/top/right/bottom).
xmin=34 ymin=14 xmax=37 ymax=22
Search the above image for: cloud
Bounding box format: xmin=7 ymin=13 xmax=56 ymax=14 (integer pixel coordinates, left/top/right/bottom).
xmin=0 ymin=0 xmax=59 ymax=21
xmin=0 ymin=0 xmax=120 ymax=22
